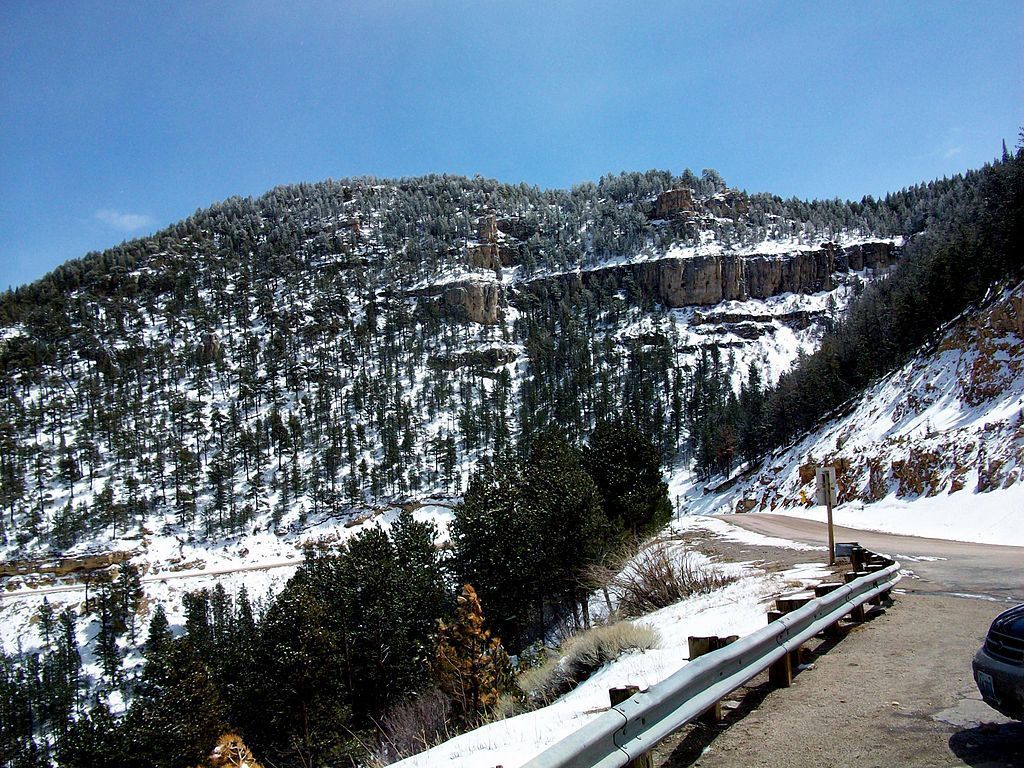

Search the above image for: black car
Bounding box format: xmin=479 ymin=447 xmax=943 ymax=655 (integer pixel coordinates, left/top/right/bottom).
xmin=973 ymin=603 xmax=1024 ymax=720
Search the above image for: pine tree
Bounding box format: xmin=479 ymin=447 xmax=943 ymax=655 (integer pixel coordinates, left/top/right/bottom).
xmin=520 ymin=429 xmax=610 ymax=626
xmin=582 ymin=418 xmax=672 ymax=538
xmin=57 ymin=702 xmax=127 ymax=768
xmin=432 ymin=584 xmax=513 ymax=722
xmin=246 ymin=579 xmax=357 ymax=767
xmin=126 ymin=636 xmax=225 ymax=768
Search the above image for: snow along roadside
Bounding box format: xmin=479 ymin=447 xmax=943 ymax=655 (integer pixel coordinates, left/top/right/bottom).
xmin=394 ymin=542 xmax=830 ymax=768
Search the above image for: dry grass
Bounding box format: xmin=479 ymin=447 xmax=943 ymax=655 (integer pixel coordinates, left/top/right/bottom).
xmin=610 ymin=541 xmax=738 ymax=618
xmin=517 ymin=622 xmax=659 ymax=707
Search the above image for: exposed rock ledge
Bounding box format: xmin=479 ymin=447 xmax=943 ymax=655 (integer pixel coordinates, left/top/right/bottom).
xmin=442 ymin=281 xmax=503 ymax=324
xmin=582 ymin=240 xmax=900 ymax=307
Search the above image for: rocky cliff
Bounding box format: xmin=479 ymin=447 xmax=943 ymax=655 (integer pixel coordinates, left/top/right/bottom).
xmin=652 ymin=188 xmax=696 ymax=218
xmin=466 ymin=213 xmax=525 ymax=270
xmin=443 ymin=280 xmax=503 ymax=324
xmin=573 ymin=240 xmax=901 ymax=308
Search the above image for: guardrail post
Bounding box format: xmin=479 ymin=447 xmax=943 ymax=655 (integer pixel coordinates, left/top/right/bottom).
xmin=776 ymin=593 xmax=813 ymax=671
xmin=768 ymin=647 xmax=793 ymax=687
xmin=844 ymin=571 xmax=868 ymax=621
xmin=766 ymin=611 xmax=793 ymax=688
xmin=850 ymin=545 xmax=866 ymax=571
xmin=609 ymin=686 xmax=654 ymax=768
xmin=687 ymin=636 xmax=736 ymax=724
xmin=814 ymin=582 xmax=845 ymax=639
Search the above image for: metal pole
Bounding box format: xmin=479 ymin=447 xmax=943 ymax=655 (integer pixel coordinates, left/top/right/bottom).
xmin=825 ymin=471 xmax=836 ymax=566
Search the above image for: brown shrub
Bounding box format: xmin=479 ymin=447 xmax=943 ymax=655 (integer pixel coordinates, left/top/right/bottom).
xmin=611 ymin=543 xmax=737 ymax=618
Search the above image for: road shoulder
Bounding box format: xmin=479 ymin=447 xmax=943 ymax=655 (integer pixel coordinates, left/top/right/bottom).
xmin=652 ymin=591 xmax=1021 ymax=768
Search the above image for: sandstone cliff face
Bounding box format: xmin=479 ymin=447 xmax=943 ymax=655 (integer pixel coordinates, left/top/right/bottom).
xmin=632 ymin=248 xmax=837 ymax=307
xmin=742 ymin=248 xmax=836 ymax=299
xmin=467 ymin=242 xmax=503 ymax=271
xmin=467 ymin=214 xmax=524 ymax=269
xmin=496 ymin=217 xmax=537 ymax=241
xmin=622 ymin=241 xmax=899 ymax=308
xmin=443 ymin=281 xmax=503 ymax=324
xmin=836 ymin=241 xmax=897 ymax=272
xmin=653 ymin=188 xmax=695 ymax=218
xmin=637 ymin=254 xmax=725 ymax=305
xmin=476 ymin=213 xmax=499 ymax=242
xmin=196 ymin=332 xmax=223 ymax=364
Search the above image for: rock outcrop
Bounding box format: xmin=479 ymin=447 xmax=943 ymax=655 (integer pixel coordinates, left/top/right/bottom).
xmin=429 ymin=345 xmax=518 ymax=371
xmin=467 ymin=243 xmax=503 ymax=271
xmin=833 ymin=240 xmax=898 ymax=272
xmin=652 ymin=188 xmax=695 ymax=218
xmin=443 ymin=281 xmax=503 ymax=324
xmin=476 ymin=213 xmax=499 ymax=242
xmin=575 ymin=240 xmax=900 ymax=308
xmin=196 ymin=332 xmax=222 ymax=364
xmin=496 ymin=217 xmax=537 ymax=241
xmin=467 ymin=214 xmax=523 ymax=270
xmin=632 ymin=248 xmax=836 ymax=307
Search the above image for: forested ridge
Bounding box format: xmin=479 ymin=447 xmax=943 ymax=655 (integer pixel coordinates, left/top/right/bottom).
xmin=0 ymin=163 xmax=994 ymax=552
xmin=1 ymin=148 xmax=1022 ymax=767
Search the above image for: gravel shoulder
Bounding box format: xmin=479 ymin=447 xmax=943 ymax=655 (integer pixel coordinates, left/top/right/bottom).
xmin=652 ymin=516 xmax=1023 ymax=768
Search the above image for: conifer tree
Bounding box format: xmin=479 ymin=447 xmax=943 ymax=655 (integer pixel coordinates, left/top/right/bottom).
xmin=432 ymin=584 xmax=512 ymax=722
xmin=582 ymin=418 xmax=672 ymax=538
xmin=126 ymin=635 xmax=225 ymax=768
xmin=57 ymin=702 xmax=127 ymax=768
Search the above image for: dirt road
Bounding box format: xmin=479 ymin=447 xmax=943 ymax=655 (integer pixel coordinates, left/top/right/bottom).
xmin=654 ymin=514 xmax=1024 ymax=768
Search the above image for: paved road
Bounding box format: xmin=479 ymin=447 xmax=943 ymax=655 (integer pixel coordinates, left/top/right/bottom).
xmin=653 ymin=514 xmax=1024 ymax=768
xmin=720 ymin=513 xmax=1024 ymax=603
xmin=0 ymin=557 xmax=302 ymax=601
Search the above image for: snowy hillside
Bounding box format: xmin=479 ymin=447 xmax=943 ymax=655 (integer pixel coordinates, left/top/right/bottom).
xmin=685 ymin=281 xmax=1024 ymax=545
xmin=0 ymin=170 xmax=910 ymax=566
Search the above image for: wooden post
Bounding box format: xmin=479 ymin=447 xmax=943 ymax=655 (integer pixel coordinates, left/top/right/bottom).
xmin=769 ymin=648 xmax=793 ymax=688
xmin=608 ymin=686 xmax=654 ymax=768
xmin=766 ymin=610 xmax=793 ymax=687
xmin=850 ymin=546 xmax=865 ymax=571
xmin=814 ymin=582 xmax=845 ymax=639
xmin=844 ymin=571 xmax=868 ymax=621
xmin=687 ymin=637 xmax=731 ymax=724
xmin=775 ymin=593 xmax=813 ymax=672
xmin=824 ymin=470 xmax=836 ymax=565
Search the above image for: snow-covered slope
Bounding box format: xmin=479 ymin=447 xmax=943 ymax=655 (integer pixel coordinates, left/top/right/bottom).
xmin=394 ymin=518 xmax=830 ymax=768
xmin=685 ymin=282 xmax=1024 ymax=545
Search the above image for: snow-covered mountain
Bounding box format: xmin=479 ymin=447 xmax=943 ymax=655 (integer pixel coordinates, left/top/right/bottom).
xmin=1 ymin=158 xmax=1020 ymax=766
xmin=0 ymin=171 xmax=913 ymax=565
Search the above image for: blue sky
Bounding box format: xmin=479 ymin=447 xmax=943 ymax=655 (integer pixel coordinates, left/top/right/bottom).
xmin=1 ymin=1 xmax=1021 ymax=290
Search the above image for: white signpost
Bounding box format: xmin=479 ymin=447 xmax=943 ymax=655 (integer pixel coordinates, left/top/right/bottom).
xmin=815 ymin=466 xmax=838 ymax=565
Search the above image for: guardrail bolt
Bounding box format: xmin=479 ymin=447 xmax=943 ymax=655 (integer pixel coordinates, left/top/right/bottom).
xmin=608 ymin=686 xmax=654 ymax=768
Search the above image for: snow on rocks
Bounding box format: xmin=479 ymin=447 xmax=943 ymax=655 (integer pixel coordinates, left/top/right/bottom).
xmin=683 ymin=281 xmax=1024 ymax=547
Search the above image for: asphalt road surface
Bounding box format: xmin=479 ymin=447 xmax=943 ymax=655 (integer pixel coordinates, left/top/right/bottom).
xmin=720 ymin=513 xmax=1024 ymax=603
xmin=654 ymin=514 xmax=1024 ymax=768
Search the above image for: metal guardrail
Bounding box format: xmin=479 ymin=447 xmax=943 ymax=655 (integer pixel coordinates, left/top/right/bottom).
xmin=523 ymin=552 xmax=901 ymax=768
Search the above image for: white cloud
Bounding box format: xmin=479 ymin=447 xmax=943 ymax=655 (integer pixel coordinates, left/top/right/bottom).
xmin=943 ymin=145 xmax=963 ymax=159
xmin=95 ymin=209 xmax=155 ymax=232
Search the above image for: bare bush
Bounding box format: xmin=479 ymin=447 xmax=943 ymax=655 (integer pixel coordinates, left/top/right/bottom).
xmin=370 ymin=688 xmax=454 ymax=765
xmin=611 ymin=544 xmax=737 ymax=617
xmin=518 ymin=622 xmax=659 ymax=706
